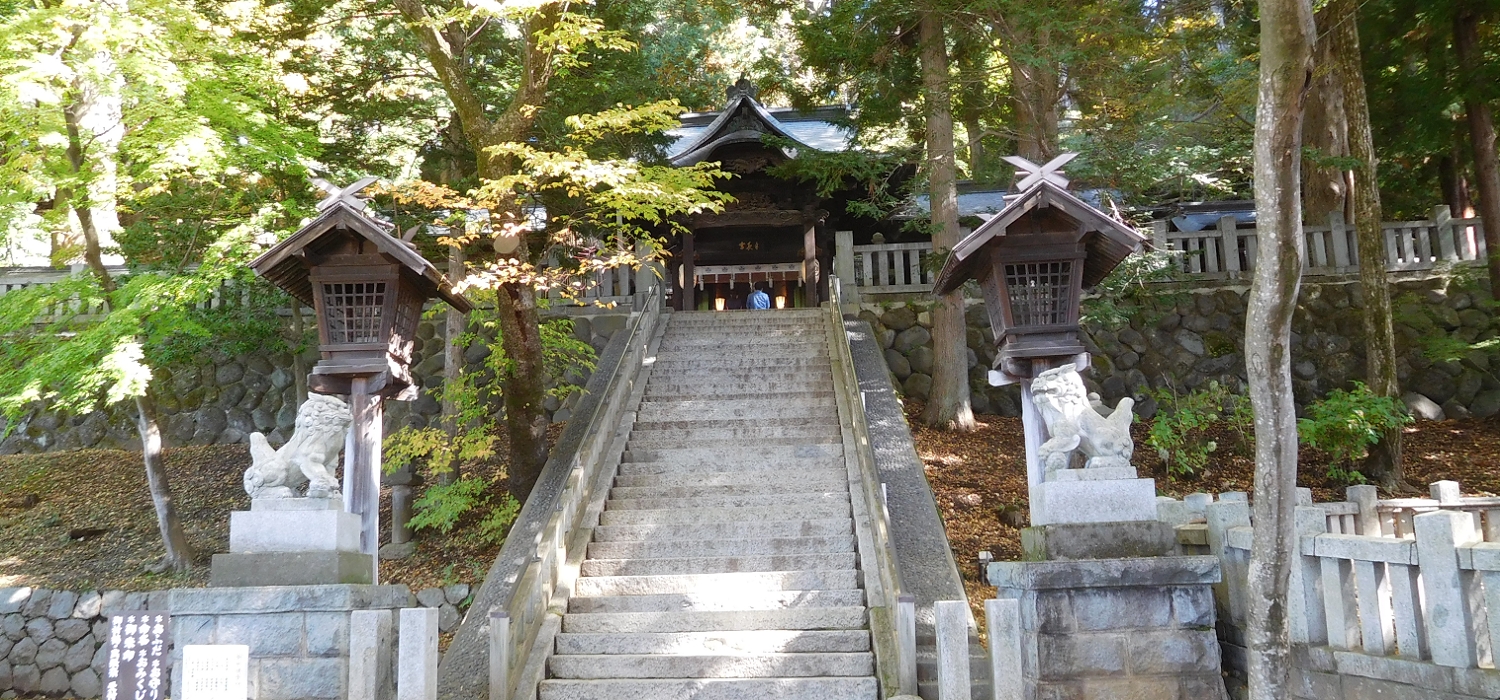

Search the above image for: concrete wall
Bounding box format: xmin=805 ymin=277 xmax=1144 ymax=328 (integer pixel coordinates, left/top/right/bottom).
xmin=860 ymin=275 xmax=1500 ymax=418
xmin=0 ymin=312 xmax=631 ymax=455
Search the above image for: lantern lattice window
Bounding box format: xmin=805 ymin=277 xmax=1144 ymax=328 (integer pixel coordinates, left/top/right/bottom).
xmin=323 ymin=282 xmax=387 ymax=344
xmin=392 ymin=283 xmax=422 ymax=340
xmin=1004 ymin=261 xmax=1074 ymax=326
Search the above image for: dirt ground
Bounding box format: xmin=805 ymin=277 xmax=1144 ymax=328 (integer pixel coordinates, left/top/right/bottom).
xmin=0 ymin=426 xmax=560 ymax=593
xmin=905 ymin=399 xmax=1500 ymax=634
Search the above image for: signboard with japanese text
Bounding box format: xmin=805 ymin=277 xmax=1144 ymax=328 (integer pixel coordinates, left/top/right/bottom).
xmin=181 ymin=645 xmax=249 ymax=700
xmin=105 ymin=611 xmax=170 ymax=700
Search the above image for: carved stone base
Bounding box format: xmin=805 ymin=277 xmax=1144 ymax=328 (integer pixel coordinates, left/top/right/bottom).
xmin=210 ymin=551 xmax=375 ymax=587
xmin=1021 ymin=521 xmax=1178 ymax=561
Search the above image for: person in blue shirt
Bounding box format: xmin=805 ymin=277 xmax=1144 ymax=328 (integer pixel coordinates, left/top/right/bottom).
xmin=747 ymin=282 xmax=771 ymax=310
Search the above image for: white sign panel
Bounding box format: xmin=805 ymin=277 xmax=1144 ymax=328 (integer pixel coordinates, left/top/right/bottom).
xmin=181 ymin=645 xmax=249 ymax=700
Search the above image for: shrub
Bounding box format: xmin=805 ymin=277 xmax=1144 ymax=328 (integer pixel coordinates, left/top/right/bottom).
xmin=1147 ymin=381 xmax=1250 ymax=479
xmin=408 ymin=476 xmax=522 ymax=545
xmin=1298 ymin=383 xmax=1412 ymax=484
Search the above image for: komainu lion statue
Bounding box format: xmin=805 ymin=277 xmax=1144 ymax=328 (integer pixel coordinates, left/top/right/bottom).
xmin=1031 ymin=365 xmax=1135 ymax=477
xmin=244 ymin=393 xmax=352 ymax=499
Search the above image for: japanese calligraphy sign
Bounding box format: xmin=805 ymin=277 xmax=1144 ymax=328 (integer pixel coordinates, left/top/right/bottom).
xmin=104 ymin=611 xmax=170 ymax=700
xmin=181 ymin=645 xmax=249 ymax=700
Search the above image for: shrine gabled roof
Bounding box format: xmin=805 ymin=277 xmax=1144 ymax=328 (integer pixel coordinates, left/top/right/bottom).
xmin=666 ymin=97 xmax=853 ymax=165
xmin=250 ymin=201 xmax=471 ymax=312
xmin=933 ymin=180 xmax=1149 ymax=295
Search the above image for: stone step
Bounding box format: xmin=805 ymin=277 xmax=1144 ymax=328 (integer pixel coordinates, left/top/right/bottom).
xmin=591 ymin=518 xmax=853 ymax=543
xmin=630 ymin=416 xmax=838 ymax=432
xmin=603 ymin=492 xmax=850 ymax=512
xmin=553 ymin=630 xmax=871 ymax=655
xmin=613 ymin=469 xmax=846 ymax=490
xmin=547 ymin=652 xmax=875 ymax=679
xmin=624 ymin=427 xmax=840 ymax=446
xmin=658 ymin=335 xmax=824 ymax=347
xmin=586 ymin=535 xmax=856 ymax=560
xmin=567 ymin=589 xmax=867 ymax=614
xmin=616 ymin=459 xmax=845 ymax=476
xmin=560 ymin=607 xmax=867 ymax=634
xmin=635 ymin=404 xmax=834 ymax=423
xmin=643 ymin=387 xmax=834 ymax=400
xmin=642 ymin=371 xmax=834 ymax=386
xmin=670 ymin=310 xmax=825 ymax=322
xmin=608 ymin=481 xmax=847 ymax=501
xmin=579 ymin=552 xmax=858 ymax=577
xmin=538 ymin=677 xmax=878 ymax=700
xmin=636 ymin=395 xmax=836 ymax=412
xmin=574 ymin=569 xmax=861 ymax=597
xmin=626 ymin=435 xmax=840 ymax=451
xmin=599 ymin=503 xmax=851 ymax=526
xmin=651 ymin=356 xmax=831 ymax=369
xmin=622 ymin=443 xmax=842 ymax=464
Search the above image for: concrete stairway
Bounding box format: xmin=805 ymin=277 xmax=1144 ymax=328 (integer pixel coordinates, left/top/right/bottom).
xmin=539 ymin=309 xmax=879 ymax=700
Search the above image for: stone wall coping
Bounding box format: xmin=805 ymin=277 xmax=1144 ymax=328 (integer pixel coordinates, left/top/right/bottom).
xmin=988 ymin=555 xmax=1221 ymax=591
xmin=168 ymin=584 xmax=412 ymax=615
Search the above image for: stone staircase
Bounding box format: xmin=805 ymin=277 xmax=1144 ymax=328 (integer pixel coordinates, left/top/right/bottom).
xmin=538 ymin=309 xmax=880 ymax=700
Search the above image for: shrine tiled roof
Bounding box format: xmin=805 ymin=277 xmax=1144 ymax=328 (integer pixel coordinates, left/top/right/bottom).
xmin=664 ymin=81 xmax=853 ymax=165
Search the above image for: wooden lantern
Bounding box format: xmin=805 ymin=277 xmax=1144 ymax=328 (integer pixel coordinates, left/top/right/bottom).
xmin=250 ymin=196 xmax=471 ymax=398
xmin=933 ymin=176 xmax=1146 ymax=380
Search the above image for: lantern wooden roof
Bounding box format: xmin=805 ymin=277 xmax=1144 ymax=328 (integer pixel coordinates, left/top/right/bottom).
xmin=250 ymin=201 xmax=471 ymax=313
xmin=932 ymin=180 xmax=1148 ymax=295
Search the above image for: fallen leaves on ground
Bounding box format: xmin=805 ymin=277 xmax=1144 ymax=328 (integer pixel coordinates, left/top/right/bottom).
xmin=905 ymin=399 xmax=1500 ymax=639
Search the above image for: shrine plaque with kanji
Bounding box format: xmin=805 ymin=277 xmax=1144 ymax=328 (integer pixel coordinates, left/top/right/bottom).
xmin=181 ymin=645 xmax=249 ymax=700
xmin=104 ymin=611 xmax=170 ymax=700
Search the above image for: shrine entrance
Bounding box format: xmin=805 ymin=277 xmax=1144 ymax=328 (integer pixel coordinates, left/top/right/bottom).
xmin=663 ymin=80 xmax=845 ymax=312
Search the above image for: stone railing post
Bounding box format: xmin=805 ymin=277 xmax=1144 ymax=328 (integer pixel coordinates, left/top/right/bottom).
xmin=1151 ymin=220 xmax=1169 ymax=253
xmin=935 ymin=600 xmax=971 ymax=700
xmin=1290 ymin=506 xmax=1329 ymax=645
xmin=1218 ymin=215 xmax=1240 ymax=274
xmin=1414 ymin=510 xmax=1486 ymax=667
xmin=398 ymin=607 xmax=439 ymax=700
xmin=986 ymin=598 xmax=1022 ymax=700
xmin=1347 ymin=485 xmax=1379 ymax=536
xmin=1433 ymin=204 xmax=1457 ymax=262
xmin=489 ymin=610 xmax=510 ymax=700
xmin=835 ymin=229 xmax=859 ymax=310
xmin=349 ymin=610 xmax=393 ymax=700
xmin=1205 ymin=497 xmax=1251 ymax=626
xmin=897 ymin=593 xmax=917 ymax=695
xmin=1328 ymin=210 xmax=1353 ymax=270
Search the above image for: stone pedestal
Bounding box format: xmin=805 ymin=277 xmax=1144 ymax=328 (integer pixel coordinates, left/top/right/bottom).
xmin=1021 ymin=521 xmax=1178 ymax=561
xmin=212 ymin=498 xmax=375 ymax=587
xmin=988 ymin=556 xmax=1227 ymax=700
xmin=1031 ymin=474 xmax=1159 ymax=526
xmin=168 ymin=584 xmax=412 ymax=700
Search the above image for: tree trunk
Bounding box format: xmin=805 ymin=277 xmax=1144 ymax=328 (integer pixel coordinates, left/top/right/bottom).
xmin=1301 ymin=7 xmax=1351 ymax=225
xmin=395 ymin=0 xmax=560 ymax=501
xmin=290 ymin=301 xmax=309 ymax=407
xmin=1244 ymin=0 xmax=1314 ymax=697
xmin=919 ymin=11 xmax=976 ymax=432
xmin=1005 ymin=23 xmax=1061 ymax=166
xmin=1454 ymin=4 xmax=1500 ymax=292
xmin=494 ymin=267 xmax=550 ymax=501
xmin=1328 ymin=0 xmax=1404 ymax=488
xmin=440 ymin=241 xmax=467 ymax=485
xmin=1439 ymin=151 xmax=1473 ymax=217
xmin=136 ymin=393 xmax=194 ymax=573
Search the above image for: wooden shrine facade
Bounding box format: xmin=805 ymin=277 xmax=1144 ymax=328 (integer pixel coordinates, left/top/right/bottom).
xmin=664 ymin=80 xmax=856 ymax=311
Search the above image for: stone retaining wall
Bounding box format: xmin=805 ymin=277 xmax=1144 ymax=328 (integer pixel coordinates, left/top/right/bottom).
xmin=0 ymin=312 xmax=631 ymax=455
xmin=0 ymin=587 xmax=170 ymax=698
xmin=860 ymin=275 xmax=1500 ymax=419
xmin=0 ymin=581 xmax=476 ymax=699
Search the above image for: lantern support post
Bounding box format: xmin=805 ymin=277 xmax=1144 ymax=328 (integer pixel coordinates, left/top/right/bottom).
xmin=344 ymin=375 xmax=384 ymax=584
